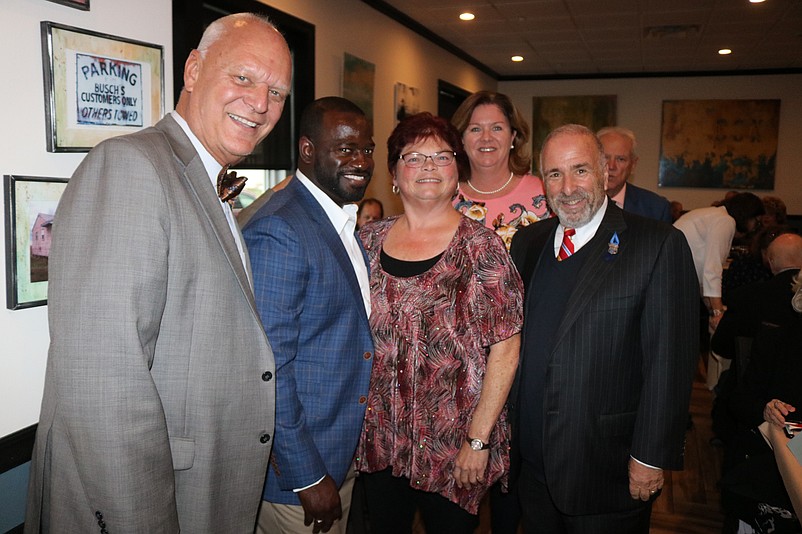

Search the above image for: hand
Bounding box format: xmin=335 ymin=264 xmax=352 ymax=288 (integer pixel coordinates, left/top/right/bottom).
xmin=708 ymin=314 xmax=723 ymax=335
xmin=298 ymin=475 xmax=341 ymax=533
xmin=452 ymin=442 xmax=489 ymax=490
xmin=764 ymin=399 xmax=796 ymax=428
xmin=628 ymin=458 xmax=663 ymax=501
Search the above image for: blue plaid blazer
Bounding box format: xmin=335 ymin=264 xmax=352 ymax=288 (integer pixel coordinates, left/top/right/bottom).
xmin=242 ymin=177 xmax=374 ymax=505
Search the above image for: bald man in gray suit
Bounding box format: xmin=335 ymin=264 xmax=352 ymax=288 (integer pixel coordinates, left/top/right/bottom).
xmin=25 ymin=13 xmax=291 ymax=533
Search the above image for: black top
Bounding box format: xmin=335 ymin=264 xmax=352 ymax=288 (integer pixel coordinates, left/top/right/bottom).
xmin=380 ymin=248 xmax=443 ymax=278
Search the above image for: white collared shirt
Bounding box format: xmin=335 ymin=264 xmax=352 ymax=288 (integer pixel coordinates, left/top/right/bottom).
xmin=552 ymin=197 xmax=610 ymax=257
xmin=171 ymin=111 xmax=249 ymax=282
xmin=295 ymin=170 xmax=371 ymax=317
xmin=610 ymin=182 xmax=627 ymax=209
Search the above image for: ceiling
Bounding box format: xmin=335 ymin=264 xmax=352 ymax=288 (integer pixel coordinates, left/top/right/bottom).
xmin=363 ymin=0 xmax=802 ymax=79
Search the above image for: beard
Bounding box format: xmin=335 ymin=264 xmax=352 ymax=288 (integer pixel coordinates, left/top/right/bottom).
xmin=547 ymin=184 xmax=605 ymax=228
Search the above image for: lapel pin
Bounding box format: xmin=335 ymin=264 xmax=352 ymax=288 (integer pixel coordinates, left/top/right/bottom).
xmin=608 ymin=232 xmax=620 ymax=255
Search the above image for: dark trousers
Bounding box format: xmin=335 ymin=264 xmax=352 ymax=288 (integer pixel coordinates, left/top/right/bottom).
xmin=361 ymin=468 xmax=479 ymax=534
xmin=518 ymin=461 xmax=652 ymax=534
xmin=489 ymin=479 xmax=521 ymax=534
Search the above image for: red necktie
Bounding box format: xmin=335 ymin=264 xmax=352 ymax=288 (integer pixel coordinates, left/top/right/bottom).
xmin=558 ymin=228 xmax=576 ymax=261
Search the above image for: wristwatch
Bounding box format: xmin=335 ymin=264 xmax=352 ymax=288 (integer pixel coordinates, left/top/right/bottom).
xmin=467 ymin=437 xmax=490 ymax=451
xmin=710 ymin=308 xmax=724 ymax=317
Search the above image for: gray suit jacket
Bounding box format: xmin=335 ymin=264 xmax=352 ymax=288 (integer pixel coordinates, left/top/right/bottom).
xmin=25 ymin=115 xmax=276 ymax=533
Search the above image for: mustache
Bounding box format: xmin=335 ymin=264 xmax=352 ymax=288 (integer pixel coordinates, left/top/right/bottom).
xmin=553 ymin=190 xmax=591 ymax=204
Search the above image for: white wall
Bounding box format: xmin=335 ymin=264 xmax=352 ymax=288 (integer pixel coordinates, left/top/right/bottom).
xmin=260 ymin=0 xmax=497 ymax=215
xmin=0 ymin=0 xmax=495 ymax=439
xmin=0 ymin=0 xmax=172 ymax=438
xmin=500 ymin=75 xmax=802 ymax=213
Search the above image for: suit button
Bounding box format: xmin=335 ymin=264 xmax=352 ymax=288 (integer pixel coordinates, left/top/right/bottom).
xmin=359 ymin=396 xmax=367 ymax=404
xmin=95 ymin=511 xmax=103 ymax=520
xmin=260 ymin=433 xmax=271 ymax=444
xmin=101 ymin=530 xmax=109 ymax=534
xmin=261 ymin=371 xmax=273 ymax=381
xmin=98 ymin=520 xmax=106 ymax=528
xmin=363 ymin=352 xmax=372 ymax=360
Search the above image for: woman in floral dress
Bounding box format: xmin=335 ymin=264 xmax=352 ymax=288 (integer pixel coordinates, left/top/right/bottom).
xmin=356 ymin=112 xmax=523 ymax=534
xmin=452 ymin=91 xmax=551 ymax=250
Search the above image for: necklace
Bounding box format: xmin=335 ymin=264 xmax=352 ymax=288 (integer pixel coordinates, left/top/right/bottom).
xmin=466 ymin=172 xmax=514 ymax=195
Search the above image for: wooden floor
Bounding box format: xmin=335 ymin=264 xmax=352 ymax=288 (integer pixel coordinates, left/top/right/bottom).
xmin=650 ymin=366 xmax=725 ymax=534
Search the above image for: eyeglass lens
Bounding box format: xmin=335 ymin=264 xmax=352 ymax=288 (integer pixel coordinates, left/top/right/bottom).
xmin=400 ymin=151 xmax=455 ymax=167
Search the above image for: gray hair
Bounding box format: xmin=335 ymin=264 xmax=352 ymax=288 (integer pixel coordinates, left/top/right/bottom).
xmin=596 ymin=126 xmax=638 ymax=158
xmin=539 ymin=124 xmax=606 ymax=176
xmin=197 ymin=13 xmax=279 ymax=57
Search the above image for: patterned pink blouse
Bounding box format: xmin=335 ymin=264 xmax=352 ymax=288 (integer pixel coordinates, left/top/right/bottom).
xmin=454 ymin=172 xmax=551 ymax=251
xmin=355 ymin=215 xmax=524 ymax=514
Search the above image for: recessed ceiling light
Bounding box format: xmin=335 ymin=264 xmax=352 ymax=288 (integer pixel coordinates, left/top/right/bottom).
xmin=719 ymin=48 xmax=732 ymax=55
xmin=511 ymin=55 xmax=524 ymax=62
xmin=750 ymin=0 xmax=766 ymax=3
xmin=459 ymin=12 xmax=475 ymax=21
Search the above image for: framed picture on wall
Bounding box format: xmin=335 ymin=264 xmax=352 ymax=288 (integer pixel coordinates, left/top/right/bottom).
xmin=394 ymin=82 xmax=420 ymax=125
xmin=658 ymin=99 xmax=780 ymax=189
xmin=41 ymin=22 xmax=164 ymax=152
xmin=4 ymin=175 xmax=69 ymax=310
xmin=342 ymin=53 xmax=375 ymax=123
xmin=531 ymin=95 xmax=617 ymax=174
xmin=45 ymin=0 xmax=90 ymax=10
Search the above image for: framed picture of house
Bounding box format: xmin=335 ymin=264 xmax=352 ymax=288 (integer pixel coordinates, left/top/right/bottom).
xmin=4 ymin=175 xmax=69 ymax=310
xmin=41 ymin=21 xmax=164 ymax=152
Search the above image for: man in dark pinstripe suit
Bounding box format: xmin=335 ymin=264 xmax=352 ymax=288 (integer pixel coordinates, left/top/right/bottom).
xmin=510 ymin=124 xmax=698 ymax=533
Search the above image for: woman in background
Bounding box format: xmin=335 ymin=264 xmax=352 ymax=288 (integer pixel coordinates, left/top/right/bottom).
xmin=452 ymin=90 xmax=550 ymax=250
xmin=356 ymin=112 xmax=523 ymax=534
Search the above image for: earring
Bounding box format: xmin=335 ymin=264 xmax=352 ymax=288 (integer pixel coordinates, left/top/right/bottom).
xmin=510 ymin=143 xmax=515 ymax=150
xmin=392 ymin=184 xmax=399 ymax=195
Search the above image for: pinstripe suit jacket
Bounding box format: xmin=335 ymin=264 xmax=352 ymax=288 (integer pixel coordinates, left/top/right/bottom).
xmin=25 ymin=115 xmax=276 ymax=533
xmin=509 ymin=203 xmax=698 ymax=515
xmin=242 ymin=177 xmax=374 ymax=505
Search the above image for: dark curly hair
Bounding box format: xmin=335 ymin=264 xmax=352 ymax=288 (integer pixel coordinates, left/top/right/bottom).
xmin=386 ymin=112 xmax=469 ymax=179
xmin=723 ymin=192 xmax=765 ymax=233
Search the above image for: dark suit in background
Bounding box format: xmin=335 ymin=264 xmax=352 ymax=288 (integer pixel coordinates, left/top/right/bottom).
xmin=711 ymin=268 xmax=800 ymax=359
xmin=597 ymin=126 xmax=672 ymax=224
xmin=511 ymin=125 xmax=698 ymax=533
xmin=623 ymin=183 xmax=672 ymax=223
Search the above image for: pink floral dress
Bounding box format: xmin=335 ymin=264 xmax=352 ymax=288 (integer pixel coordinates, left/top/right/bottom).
xmin=454 ymin=172 xmax=551 ymax=250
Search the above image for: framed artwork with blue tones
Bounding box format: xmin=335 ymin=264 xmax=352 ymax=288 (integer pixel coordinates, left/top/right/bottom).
xmin=658 ymin=99 xmax=780 ymax=190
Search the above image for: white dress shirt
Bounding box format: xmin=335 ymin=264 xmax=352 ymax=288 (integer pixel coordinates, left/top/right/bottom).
xmin=295 ymin=170 xmax=371 ymax=318
xmin=673 ymin=205 xmax=735 ymax=298
xmin=171 ymin=111 xmax=249 ymax=282
xmin=552 ymin=197 xmax=609 ymax=257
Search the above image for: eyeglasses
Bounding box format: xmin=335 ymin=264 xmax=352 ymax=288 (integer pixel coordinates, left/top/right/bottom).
xmin=398 ymin=151 xmax=456 ymax=168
